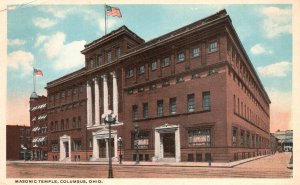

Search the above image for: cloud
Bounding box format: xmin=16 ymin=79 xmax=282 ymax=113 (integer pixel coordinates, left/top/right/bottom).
xmin=261 ymin=6 xmax=292 ymax=38
xmin=37 ymin=32 xmax=86 ymax=70
xmin=257 ymin=61 xmax=291 ymax=77
xmin=8 ymin=39 xmax=26 ymax=46
xmin=250 ymin=44 xmax=272 ymax=55
xmin=33 ymin=17 xmax=57 ymax=28
xmin=7 ymin=50 xmax=34 ymax=77
xmin=39 ymin=6 xmax=75 ymax=19
xmin=267 ymin=88 xmax=292 ymax=132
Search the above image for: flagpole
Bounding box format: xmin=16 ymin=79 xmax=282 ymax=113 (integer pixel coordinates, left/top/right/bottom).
xmin=104 ymin=4 xmax=107 ymax=35
xmin=33 ymin=67 xmax=36 ymax=93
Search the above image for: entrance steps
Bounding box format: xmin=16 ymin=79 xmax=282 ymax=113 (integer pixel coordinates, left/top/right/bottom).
xmin=156 ymin=158 xmax=176 ymax=163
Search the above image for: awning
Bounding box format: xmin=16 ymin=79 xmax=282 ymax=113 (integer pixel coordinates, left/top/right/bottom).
xmin=20 ymin=144 xmax=27 ymax=150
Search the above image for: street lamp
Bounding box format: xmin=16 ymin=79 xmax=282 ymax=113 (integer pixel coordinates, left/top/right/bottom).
xmin=117 ymin=137 xmax=123 ymax=164
xmin=134 ymin=122 xmax=140 ymax=164
xmin=102 ymin=110 xmax=117 ymax=178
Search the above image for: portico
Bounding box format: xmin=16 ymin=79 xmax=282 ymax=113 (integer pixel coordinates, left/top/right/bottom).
xmin=59 ymin=135 xmax=71 ymax=162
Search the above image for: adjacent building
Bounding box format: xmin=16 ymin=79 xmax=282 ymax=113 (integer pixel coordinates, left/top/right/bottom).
xmin=45 ymin=9 xmax=271 ymax=162
xmin=29 ymin=93 xmax=48 ymax=160
xmin=274 ymin=130 xmax=293 ymax=152
xmin=6 ymin=125 xmax=31 ymax=160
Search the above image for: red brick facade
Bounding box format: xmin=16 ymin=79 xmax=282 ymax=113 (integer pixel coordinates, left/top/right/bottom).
xmin=6 ymin=125 xmax=31 ymax=160
xmin=45 ymin=9 xmax=271 ymax=162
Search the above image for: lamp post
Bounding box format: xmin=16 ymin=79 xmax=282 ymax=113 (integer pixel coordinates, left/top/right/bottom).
xmin=102 ymin=110 xmax=116 ymax=178
xmin=134 ymin=122 xmax=140 ymax=164
xmin=118 ymin=137 xmax=122 ymax=164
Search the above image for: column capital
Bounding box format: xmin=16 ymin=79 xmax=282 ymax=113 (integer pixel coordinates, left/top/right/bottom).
xmin=93 ymin=77 xmax=99 ymax=83
xmin=101 ymin=74 xmax=107 ymax=81
xmin=86 ymin=80 xmax=92 ymax=87
xmin=110 ymin=71 xmax=117 ymax=78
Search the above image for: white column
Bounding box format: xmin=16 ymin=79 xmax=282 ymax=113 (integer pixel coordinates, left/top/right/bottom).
xmin=101 ymin=75 xmax=109 ymax=118
xmin=105 ymin=139 xmax=109 ymax=159
xmin=175 ymin=128 xmax=181 ymax=162
xmin=86 ymin=81 xmax=92 ymax=127
xmin=59 ymin=140 xmax=65 ymax=160
xmin=93 ymin=78 xmax=100 ymax=125
xmin=114 ymin=134 xmax=118 ymax=158
xmin=92 ymin=137 xmax=98 ymax=160
xmin=110 ymin=71 xmax=118 ymax=121
xmin=154 ymin=130 xmax=160 ymax=159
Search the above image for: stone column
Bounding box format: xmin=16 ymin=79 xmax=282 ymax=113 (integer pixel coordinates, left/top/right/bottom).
xmin=86 ymin=81 xmax=92 ymax=127
xmin=110 ymin=71 xmax=118 ymax=121
xmin=92 ymin=137 xmax=98 ymax=160
xmin=105 ymin=139 xmax=109 ymax=159
xmin=114 ymin=134 xmax=118 ymax=159
xmin=59 ymin=140 xmax=65 ymax=160
xmin=93 ymin=77 xmax=100 ymax=125
xmin=175 ymin=128 xmax=181 ymax=162
xmin=101 ymin=75 xmax=109 ymax=118
xmin=154 ymin=130 xmax=160 ymax=161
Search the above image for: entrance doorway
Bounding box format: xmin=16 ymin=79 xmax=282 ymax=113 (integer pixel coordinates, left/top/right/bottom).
xmin=162 ymin=133 xmax=175 ymax=157
xmin=98 ymin=139 xmax=106 ymax=158
xmin=63 ymin=142 xmax=69 ymax=158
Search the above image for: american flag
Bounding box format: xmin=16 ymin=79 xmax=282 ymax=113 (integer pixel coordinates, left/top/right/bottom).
xmin=34 ymin=68 xmax=43 ymax=77
xmin=106 ymin=5 xmax=122 ymax=17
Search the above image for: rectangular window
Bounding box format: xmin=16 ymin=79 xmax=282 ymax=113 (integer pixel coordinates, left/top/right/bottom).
xmin=97 ymin=55 xmax=102 ymax=66
xmin=252 ymin=134 xmax=255 ymax=148
xmin=132 ymin=131 xmax=150 ymax=149
xmin=188 ymin=129 xmax=211 ymax=146
xmin=232 ymin=127 xmax=237 ymax=146
xmin=77 ymin=117 xmax=81 ymax=128
xmin=169 ymin=98 xmax=176 ymax=115
xmin=73 ymin=140 xmax=81 ymax=151
xmin=61 ymin=91 xmax=65 ymax=99
xmin=187 ymin=94 xmax=195 ymax=112
xmin=192 ymin=47 xmax=200 ymax=57
xmin=72 ymin=117 xmax=76 ymax=128
xmin=115 ymin=47 xmax=120 ymax=58
xmin=61 ymin=120 xmax=64 ymax=130
xmin=127 ymin=69 xmax=133 ymax=78
xmin=89 ymin=59 xmax=94 ymax=69
xmin=132 ymin=105 xmax=138 ymax=120
xmin=51 ymin=141 xmax=58 ymax=151
xmin=157 ymin=100 xmax=163 ymax=117
xmin=209 ymin=40 xmax=218 ymax=53
xmin=202 ymin=91 xmax=211 ymax=111
xmin=143 ymin=103 xmax=148 ymax=118
xmin=26 ymin=129 xmax=30 ymax=136
xmin=66 ymin=119 xmax=69 ymax=129
xmin=240 ymin=130 xmax=245 ymax=146
xmin=139 ymin=65 xmax=145 ymax=74
xmin=176 ymin=76 xmax=184 ymax=83
xmin=246 ymin=132 xmax=250 ymax=147
xmin=162 ymin=57 xmax=170 ymax=67
xmin=177 ymin=52 xmax=185 ymax=62
xmin=151 ymin=61 xmax=157 ymax=70
xmin=106 ymin=50 xmax=112 ymax=63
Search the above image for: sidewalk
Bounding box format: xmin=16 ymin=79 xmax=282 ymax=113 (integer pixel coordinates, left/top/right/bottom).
xmin=7 ymin=154 xmax=271 ymax=168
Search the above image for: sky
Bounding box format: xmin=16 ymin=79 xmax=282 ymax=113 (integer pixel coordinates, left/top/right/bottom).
xmin=5 ymin=3 xmax=292 ymax=133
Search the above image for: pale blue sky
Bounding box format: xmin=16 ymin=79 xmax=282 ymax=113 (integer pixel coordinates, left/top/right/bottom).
xmin=6 ymin=4 xmax=292 ymax=131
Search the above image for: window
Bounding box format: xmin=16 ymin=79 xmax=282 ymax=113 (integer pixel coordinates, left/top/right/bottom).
xmin=66 ymin=119 xmax=69 ymax=129
xmin=97 ymin=55 xmax=102 ymax=66
xmin=127 ymin=69 xmax=133 ymax=78
xmin=132 ymin=105 xmax=138 ymax=120
xmin=132 ymin=131 xmax=150 ymax=149
xmin=202 ymin=91 xmax=211 ymax=111
xmin=162 ymin=57 xmax=170 ymax=67
xmin=240 ymin=130 xmax=245 ymax=146
xmin=187 ymin=94 xmax=195 ymax=112
xmin=169 ymin=98 xmax=176 ymax=115
xmin=73 ymin=140 xmax=81 ymax=151
xmin=61 ymin=91 xmax=65 ymax=99
xmin=233 ymin=95 xmax=236 ymax=113
xmin=177 ymin=52 xmax=185 ymax=62
xmin=157 ymin=100 xmax=163 ymax=117
xmin=67 ymin=89 xmax=72 ymax=97
xmin=106 ymin=50 xmax=112 ymax=63
xmin=246 ymin=132 xmax=250 ymax=147
xmin=55 ymin=121 xmax=58 ymax=131
xmin=139 ymin=65 xmax=145 ymax=74
xmin=192 ymin=47 xmax=200 ymax=57
xmin=115 ymin=47 xmax=120 ymax=58
xmin=61 ymin=120 xmax=64 ymax=130
xmin=89 ymin=59 xmax=94 ymax=69
xmin=143 ymin=103 xmax=148 ymax=118
xmin=19 ymin=137 xmax=24 ymax=142
xmin=26 ymin=129 xmax=30 ymax=136
xmin=232 ymin=127 xmax=237 ymax=146
xmin=176 ymin=76 xmax=184 ymax=83
xmin=209 ymin=40 xmax=218 ymax=52
xmin=51 ymin=141 xmax=58 ymax=151
xmin=188 ymin=129 xmax=211 ymax=146
xmin=50 ymin=122 xmax=54 ymax=131
xmin=77 ymin=117 xmax=81 ymax=128
xmin=18 ymin=129 xmax=24 ymax=136
xmin=151 ymin=61 xmax=157 ymax=70
xmin=72 ymin=117 xmax=76 ymax=128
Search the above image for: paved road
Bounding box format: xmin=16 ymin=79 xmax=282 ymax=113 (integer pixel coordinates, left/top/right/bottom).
xmin=6 ymin=152 xmax=292 ymax=178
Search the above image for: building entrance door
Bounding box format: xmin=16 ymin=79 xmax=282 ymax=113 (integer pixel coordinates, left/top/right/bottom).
xmin=162 ymin=133 xmax=175 ymax=157
xmin=64 ymin=142 xmax=69 ymax=158
xmin=98 ymin=139 xmax=106 ymax=158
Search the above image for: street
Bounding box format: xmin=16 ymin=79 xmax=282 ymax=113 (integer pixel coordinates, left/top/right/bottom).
xmin=6 ymin=152 xmax=292 ymax=178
